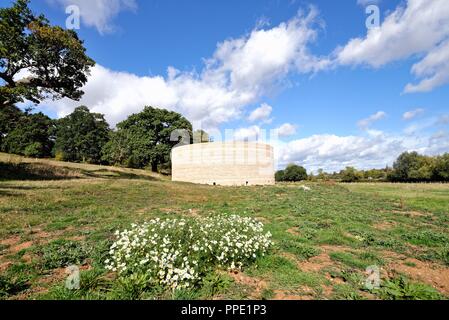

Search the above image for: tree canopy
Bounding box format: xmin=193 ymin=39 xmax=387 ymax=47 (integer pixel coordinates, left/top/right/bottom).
xmin=0 ymin=0 xmax=95 ymax=105
xmin=54 ymin=106 xmax=110 ymax=163
xmin=389 ymin=152 xmax=436 ymax=182
xmin=276 ymin=164 xmax=308 ymax=182
xmin=340 ymin=166 xmax=363 ymax=183
xmin=102 ymin=106 xmax=192 ymax=171
xmin=0 ymin=105 xmax=54 ymax=157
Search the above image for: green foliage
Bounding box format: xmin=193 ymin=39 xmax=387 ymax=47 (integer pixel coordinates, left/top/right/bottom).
xmin=278 ymin=164 xmax=308 ymax=182
xmin=389 ymin=152 xmax=436 ymax=182
xmin=433 ymin=153 xmax=449 ymax=181
xmin=1 ymin=110 xmax=54 ymax=157
xmin=108 ymin=273 xmax=153 ymax=300
xmin=54 ymin=106 xmax=110 ymax=164
xmin=329 ymin=251 xmax=383 ymax=269
xmin=402 ymin=230 xmax=449 ymax=247
xmin=275 ymin=170 xmax=285 ymax=182
xmin=0 ymin=0 xmax=95 ymax=105
xmin=280 ymin=240 xmax=320 ymax=260
xmin=199 ymin=272 xmax=233 ymax=298
xmin=0 ymin=104 xmax=22 ymax=147
xmin=102 ymin=106 xmax=192 ymax=171
xmin=33 ymin=240 xmax=92 ymax=269
xmin=0 ymin=274 xmax=30 ymax=299
xmin=340 ymin=167 xmax=363 ymax=183
xmin=375 ymin=276 xmax=442 ymax=300
xmin=0 ymin=263 xmax=35 ymax=299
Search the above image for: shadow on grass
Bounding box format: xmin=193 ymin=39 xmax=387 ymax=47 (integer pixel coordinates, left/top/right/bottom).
xmin=81 ymin=168 xmax=158 ymax=181
xmin=0 ymin=162 xmax=159 ymax=182
xmin=0 ymin=162 xmax=80 ymax=181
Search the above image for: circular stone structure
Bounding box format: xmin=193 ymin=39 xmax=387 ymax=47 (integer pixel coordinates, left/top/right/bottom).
xmin=171 ymin=141 xmax=275 ymax=186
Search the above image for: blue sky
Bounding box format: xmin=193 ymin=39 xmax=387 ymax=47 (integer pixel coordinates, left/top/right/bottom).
xmin=5 ymin=0 xmax=449 ymax=172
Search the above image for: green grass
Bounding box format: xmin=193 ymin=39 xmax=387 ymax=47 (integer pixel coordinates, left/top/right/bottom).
xmin=1 ymin=154 xmax=449 ymax=300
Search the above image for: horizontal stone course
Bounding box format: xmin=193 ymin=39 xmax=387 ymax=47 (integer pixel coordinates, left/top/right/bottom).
xmin=171 ymin=142 xmax=275 ymax=186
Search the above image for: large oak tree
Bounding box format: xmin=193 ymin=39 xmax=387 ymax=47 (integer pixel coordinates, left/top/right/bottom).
xmin=54 ymin=106 xmax=110 ymax=164
xmin=0 ymin=0 xmax=95 ymax=105
xmin=102 ymin=107 xmax=193 ymax=172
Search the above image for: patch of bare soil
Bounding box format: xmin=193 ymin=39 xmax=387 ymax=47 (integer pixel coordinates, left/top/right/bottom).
xmin=286 ymin=227 xmax=300 ymax=236
xmin=320 ymin=244 xmax=352 ymax=253
xmin=388 ymin=258 xmax=449 ymax=295
xmin=390 ymin=210 xmax=431 ymax=218
xmin=255 ymin=217 xmax=269 ymax=224
xmin=273 ymin=289 xmax=314 ymax=300
xmin=0 ymin=261 xmax=13 ymax=272
xmin=10 ymin=241 xmax=33 ymax=253
xmin=67 ymin=235 xmax=86 ymax=241
xmin=297 ymin=252 xmax=334 ymax=273
xmin=373 ymin=221 xmax=397 ymax=230
xmin=228 ymin=271 xmax=267 ymax=299
xmin=0 ymin=226 xmax=90 ymax=275
xmin=0 ymin=236 xmax=21 ymax=247
xmin=187 ymin=208 xmax=200 ymax=217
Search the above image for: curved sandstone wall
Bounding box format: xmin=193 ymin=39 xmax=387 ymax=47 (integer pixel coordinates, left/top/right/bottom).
xmin=171 ymin=142 xmax=275 ymax=186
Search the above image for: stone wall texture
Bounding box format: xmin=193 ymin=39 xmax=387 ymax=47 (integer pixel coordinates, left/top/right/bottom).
xmin=171 ymin=142 xmax=275 ymax=186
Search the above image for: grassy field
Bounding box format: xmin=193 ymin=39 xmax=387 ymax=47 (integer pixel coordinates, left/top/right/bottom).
xmin=1 ymin=154 xmax=449 ymax=300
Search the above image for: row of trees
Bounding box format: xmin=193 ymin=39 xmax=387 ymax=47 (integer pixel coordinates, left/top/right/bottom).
xmin=0 ymin=104 xmax=211 ymax=173
xmin=277 ymin=152 xmax=449 ymax=183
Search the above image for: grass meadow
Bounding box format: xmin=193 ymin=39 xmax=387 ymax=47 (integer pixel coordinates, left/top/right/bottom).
xmin=1 ymin=153 xmax=448 ymax=300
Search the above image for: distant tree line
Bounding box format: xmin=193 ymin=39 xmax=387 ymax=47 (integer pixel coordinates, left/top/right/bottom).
xmin=276 ymin=152 xmax=449 ymax=183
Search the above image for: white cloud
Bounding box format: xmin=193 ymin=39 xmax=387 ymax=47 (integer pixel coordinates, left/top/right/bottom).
xmin=277 ymin=129 xmax=447 ymax=172
xmin=404 ymin=39 xmax=449 ymax=93
xmin=357 ymin=111 xmax=386 ymax=129
xmin=275 ymin=123 xmax=297 ymax=137
xmin=233 ymin=126 xmax=262 ymax=141
xmin=248 ymin=103 xmax=273 ymax=123
xmin=403 ymin=108 xmax=424 ymax=120
xmin=42 ymin=9 xmax=330 ymax=129
xmin=48 ymin=0 xmax=137 ymax=34
xmin=336 ymin=0 xmax=449 ymax=92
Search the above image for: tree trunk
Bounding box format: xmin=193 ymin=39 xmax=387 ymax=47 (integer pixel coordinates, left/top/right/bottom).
xmin=151 ymin=162 xmax=158 ymax=173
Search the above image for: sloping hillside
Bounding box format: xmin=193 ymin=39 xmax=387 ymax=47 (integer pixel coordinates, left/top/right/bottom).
xmin=0 ymin=153 xmax=165 ymax=181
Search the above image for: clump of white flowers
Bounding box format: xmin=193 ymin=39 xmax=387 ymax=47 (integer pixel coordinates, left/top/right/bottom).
xmin=105 ymin=215 xmax=272 ymax=290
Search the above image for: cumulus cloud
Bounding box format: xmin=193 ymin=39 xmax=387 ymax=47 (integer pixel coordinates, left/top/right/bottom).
xmin=404 ymin=40 xmax=449 ymax=93
xmin=357 ymin=111 xmax=386 ymax=129
xmin=43 ymin=9 xmax=330 ymax=129
xmin=48 ymin=0 xmax=137 ymax=34
xmin=248 ymin=103 xmax=273 ymax=123
xmin=403 ymin=108 xmax=424 ymax=120
xmin=336 ymin=0 xmax=449 ymax=92
xmin=276 ymin=129 xmax=446 ymax=172
xmin=275 ymin=123 xmax=297 ymax=137
xmin=233 ymin=126 xmax=263 ymax=141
